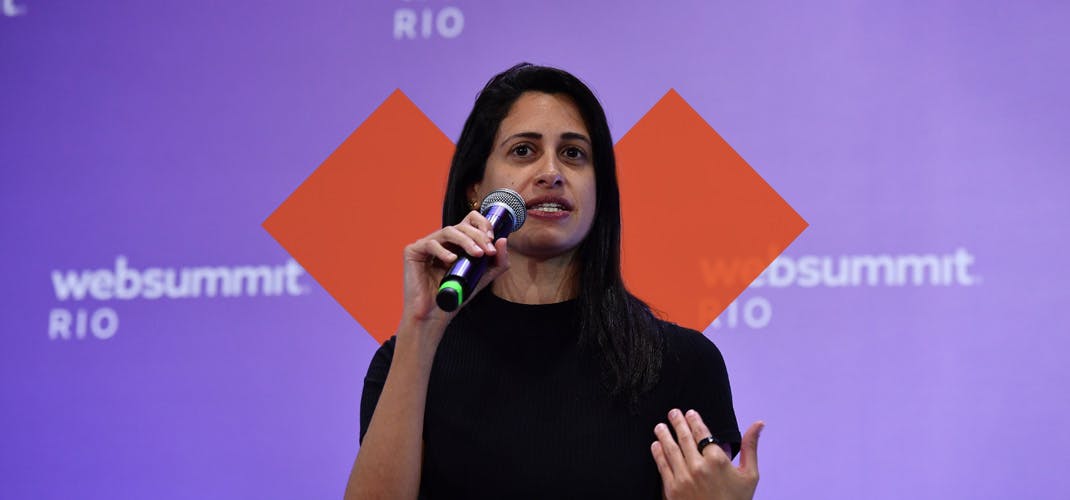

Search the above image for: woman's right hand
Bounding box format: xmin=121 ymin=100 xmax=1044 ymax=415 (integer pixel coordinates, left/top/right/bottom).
xmin=400 ymin=210 xmax=511 ymax=332
xmin=348 ymin=212 xmax=508 ymax=500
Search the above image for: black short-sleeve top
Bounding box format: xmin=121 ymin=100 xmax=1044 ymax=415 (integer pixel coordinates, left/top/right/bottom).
xmin=360 ymin=292 xmax=741 ymax=499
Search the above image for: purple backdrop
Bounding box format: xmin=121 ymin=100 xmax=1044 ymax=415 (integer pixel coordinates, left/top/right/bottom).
xmin=3 ymin=1 xmax=1068 ymax=498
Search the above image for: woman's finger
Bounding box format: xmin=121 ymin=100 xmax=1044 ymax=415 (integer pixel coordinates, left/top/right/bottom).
xmin=650 ymin=441 xmax=674 ymax=483
xmin=454 ymin=220 xmax=496 ymax=254
xmin=685 ymin=410 xmax=726 ymax=459
xmin=490 ymin=238 xmax=509 ymax=271
xmin=738 ymin=421 xmax=764 ymax=479
xmin=653 ymin=423 xmax=687 ymax=477
xmin=422 ymin=239 xmax=458 ymax=265
xmin=472 ymin=238 xmax=510 ymax=296
xmin=667 ymin=408 xmax=702 ymax=463
xmin=439 ymin=226 xmax=485 ymax=257
xmin=463 ymin=210 xmax=494 ymax=236
xmin=405 ymin=237 xmax=452 ymax=264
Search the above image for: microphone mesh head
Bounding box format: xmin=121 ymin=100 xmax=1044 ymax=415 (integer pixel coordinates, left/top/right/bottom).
xmin=480 ymin=188 xmax=526 ymax=233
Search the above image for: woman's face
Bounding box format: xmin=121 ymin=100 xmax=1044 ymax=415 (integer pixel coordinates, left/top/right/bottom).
xmin=470 ymin=91 xmax=597 ymax=260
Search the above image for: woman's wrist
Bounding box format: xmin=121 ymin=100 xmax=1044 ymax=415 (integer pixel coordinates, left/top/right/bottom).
xmin=395 ymin=314 xmax=449 ymax=365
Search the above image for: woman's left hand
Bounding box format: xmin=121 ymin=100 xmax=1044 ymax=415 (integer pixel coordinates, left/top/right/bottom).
xmin=651 ymin=409 xmax=764 ymax=500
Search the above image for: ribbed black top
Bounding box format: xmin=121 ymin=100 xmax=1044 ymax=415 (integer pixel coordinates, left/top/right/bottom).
xmin=360 ymin=292 xmax=740 ymax=499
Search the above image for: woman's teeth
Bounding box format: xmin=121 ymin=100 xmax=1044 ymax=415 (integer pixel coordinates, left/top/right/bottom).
xmin=532 ymin=203 xmax=565 ymax=212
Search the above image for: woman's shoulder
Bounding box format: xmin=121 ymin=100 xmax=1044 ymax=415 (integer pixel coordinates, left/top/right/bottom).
xmin=653 ymin=317 xmax=728 ymax=367
xmin=376 ymin=335 xmax=398 ymax=357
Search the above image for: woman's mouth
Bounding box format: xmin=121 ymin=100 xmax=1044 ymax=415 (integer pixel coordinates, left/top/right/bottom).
xmin=526 ymin=198 xmax=572 ymax=219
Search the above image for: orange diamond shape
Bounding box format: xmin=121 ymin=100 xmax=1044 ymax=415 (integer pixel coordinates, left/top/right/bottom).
xmin=265 ymin=88 xmax=806 ymax=342
xmin=616 ymin=89 xmax=808 ymax=331
xmin=263 ymin=90 xmax=454 ymax=343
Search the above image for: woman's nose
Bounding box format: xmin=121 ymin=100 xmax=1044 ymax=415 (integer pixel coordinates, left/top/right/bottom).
xmin=534 ymin=157 xmax=564 ymax=188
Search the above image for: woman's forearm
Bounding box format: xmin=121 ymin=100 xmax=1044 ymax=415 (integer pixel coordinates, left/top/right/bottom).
xmin=344 ymin=318 xmax=445 ymax=499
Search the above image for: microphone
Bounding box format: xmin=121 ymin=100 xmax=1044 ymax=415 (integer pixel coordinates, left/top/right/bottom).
xmin=436 ymin=188 xmax=526 ymax=312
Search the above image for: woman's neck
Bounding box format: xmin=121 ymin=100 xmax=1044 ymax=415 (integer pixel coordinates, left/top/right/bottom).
xmin=491 ymin=249 xmax=579 ymax=304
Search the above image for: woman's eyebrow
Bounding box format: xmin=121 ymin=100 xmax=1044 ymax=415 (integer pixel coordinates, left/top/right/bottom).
xmin=561 ymin=132 xmax=591 ymax=145
xmin=498 ymin=131 xmax=590 ymax=147
xmin=499 ymin=132 xmax=542 ymax=147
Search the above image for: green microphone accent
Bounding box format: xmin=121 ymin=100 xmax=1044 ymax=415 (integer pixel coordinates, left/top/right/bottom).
xmin=437 ymin=280 xmax=464 ymax=309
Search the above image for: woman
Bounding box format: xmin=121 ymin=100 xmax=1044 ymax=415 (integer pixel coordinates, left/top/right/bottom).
xmin=345 ymin=63 xmax=763 ymax=499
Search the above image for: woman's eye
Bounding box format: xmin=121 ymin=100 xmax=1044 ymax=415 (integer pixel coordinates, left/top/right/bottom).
xmin=562 ymin=147 xmax=586 ymax=160
xmin=512 ymin=144 xmax=532 ymax=157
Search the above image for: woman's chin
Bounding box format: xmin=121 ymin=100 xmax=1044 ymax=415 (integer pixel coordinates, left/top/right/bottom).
xmin=509 ymin=238 xmax=582 ymax=260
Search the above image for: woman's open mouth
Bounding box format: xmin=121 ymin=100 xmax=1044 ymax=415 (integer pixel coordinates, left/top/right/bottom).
xmin=526 ymin=197 xmax=573 ymax=219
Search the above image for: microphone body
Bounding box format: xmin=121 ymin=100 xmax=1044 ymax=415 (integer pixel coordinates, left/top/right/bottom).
xmin=436 ymin=189 xmax=526 ymax=312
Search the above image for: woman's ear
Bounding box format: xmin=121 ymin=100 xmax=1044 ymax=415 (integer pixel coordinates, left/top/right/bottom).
xmin=466 ymin=184 xmax=480 ymax=204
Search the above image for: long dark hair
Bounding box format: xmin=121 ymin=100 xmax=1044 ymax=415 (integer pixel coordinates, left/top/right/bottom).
xmin=442 ymin=63 xmax=664 ymax=407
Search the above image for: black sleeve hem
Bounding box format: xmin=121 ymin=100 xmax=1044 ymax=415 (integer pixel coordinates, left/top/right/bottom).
xmin=358 ymin=335 xmax=397 ymax=443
